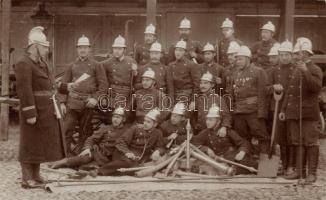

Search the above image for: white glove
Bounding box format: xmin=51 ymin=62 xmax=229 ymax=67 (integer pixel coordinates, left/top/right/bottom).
xmin=79 ymin=148 xmax=92 ymax=157
xmin=217 ymin=127 xmax=227 ymax=137
xmin=86 ymin=98 xmax=98 ymax=108
xmin=234 ymin=151 xmax=246 ymax=161
xmin=26 ymin=117 xmax=37 ymax=125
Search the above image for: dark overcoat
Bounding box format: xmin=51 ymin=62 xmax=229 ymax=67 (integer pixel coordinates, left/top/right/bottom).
xmin=14 ymin=54 xmax=64 ymax=163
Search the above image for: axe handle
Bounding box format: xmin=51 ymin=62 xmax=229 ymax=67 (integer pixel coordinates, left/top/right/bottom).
xmin=213 ymin=155 xmax=258 ymax=173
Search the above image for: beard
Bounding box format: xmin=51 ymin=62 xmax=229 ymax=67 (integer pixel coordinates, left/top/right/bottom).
xmin=180 ymin=33 xmax=190 ymax=40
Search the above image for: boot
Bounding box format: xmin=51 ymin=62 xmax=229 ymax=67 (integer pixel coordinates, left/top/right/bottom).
xmin=21 ymin=163 xmax=44 ymax=189
xmin=284 ymin=146 xmax=295 ymax=175
xmin=32 ymin=163 xmax=47 ymax=184
xmin=305 ymin=146 xmax=319 ymax=184
xmin=284 ymin=146 xmax=306 ymax=180
xmin=280 ymin=145 xmax=288 ymax=170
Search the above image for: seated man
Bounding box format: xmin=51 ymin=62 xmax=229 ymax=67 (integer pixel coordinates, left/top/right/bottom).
xmin=84 ymin=108 xmax=165 ymax=176
xmin=49 ymin=107 xmax=128 ymax=170
xmin=160 ymin=102 xmax=188 ymax=148
xmin=192 ymin=104 xmax=257 ymax=175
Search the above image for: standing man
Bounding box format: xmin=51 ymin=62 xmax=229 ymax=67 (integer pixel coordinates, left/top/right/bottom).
xmin=168 ymin=17 xmax=203 ymax=64
xmin=102 ymin=35 xmax=138 ymax=119
xmin=266 ymin=43 xmax=281 ymax=75
xmin=169 ymin=40 xmax=196 ymax=104
xmin=190 ymin=71 xmax=232 ymax=134
xmin=231 ymin=46 xmax=270 ymax=154
xmin=218 ymin=18 xmax=243 ymax=67
xmin=221 ymin=41 xmax=241 ymax=95
xmin=58 ymin=35 xmax=108 ymax=154
xmin=281 ymin=38 xmax=322 ymax=183
xmin=134 ymin=42 xmax=174 ymax=99
xmin=14 ymin=26 xmax=64 ymax=188
xmin=251 ymin=21 xmax=278 ymax=70
xmin=134 ymin=24 xmax=163 ymax=66
xmin=266 ymin=41 xmax=295 ymax=175
xmin=192 ymin=43 xmax=224 ymax=94
xmin=133 ymin=68 xmax=167 ymax=123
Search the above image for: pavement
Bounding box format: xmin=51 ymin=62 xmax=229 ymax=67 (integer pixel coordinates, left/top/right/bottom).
xmin=1 ymin=125 xmax=326 ymax=200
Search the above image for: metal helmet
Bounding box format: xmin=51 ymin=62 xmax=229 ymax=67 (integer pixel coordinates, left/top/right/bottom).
xmin=179 ymin=17 xmax=191 ymax=29
xmin=235 ymin=46 xmax=252 ymax=58
xmin=28 ymin=26 xmax=50 ymax=47
xmin=150 ymin=42 xmax=162 ymax=52
xmin=200 ymin=71 xmax=214 ymax=82
xmin=261 ymin=21 xmax=275 ymax=32
xmin=113 ymin=106 xmax=125 ymax=116
xmin=278 ymin=40 xmax=293 ymax=53
xmin=175 ymin=40 xmax=187 ymax=49
xmin=112 ymin=35 xmax=126 ymax=48
xmin=172 ymin=102 xmax=187 ymax=115
xmin=142 ymin=68 xmax=156 ymax=80
xmin=144 ymin=24 xmax=156 ymax=34
xmin=77 ymin=35 xmax=90 ymax=46
xmin=145 ymin=108 xmax=161 ymax=122
xmin=227 ymin=41 xmax=241 ymax=54
xmin=221 ymin=18 xmax=233 ymax=29
xmin=206 ymin=104 xmax=221 ymax=118
xmin=293 ymin=37 xmax=313 ymax=55
xmin=268 ymin=43 xmax=281 ymax=56
xmin=203 ymin=43 xmax=215 ymax=52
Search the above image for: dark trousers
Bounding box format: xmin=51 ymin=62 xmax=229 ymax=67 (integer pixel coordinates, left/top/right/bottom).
xmin=97 ymin=150 xmax=139 ymax=176
xmin=233 ymin=113 xmax=270 ymax=154
xmin=63 ymin=109 xmax=85 ymax=153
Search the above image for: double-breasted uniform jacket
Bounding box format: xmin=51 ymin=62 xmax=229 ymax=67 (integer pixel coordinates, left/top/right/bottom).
xmin=115 ymin=125 xmax=165 ymax=162
xmin=83 ymin=124 xmax=130 ymax=158
xmin=192 ymin=61 xmax=224 ymax=94
xmin=169 ymin=57 xmax=197 ymax=100
xmin=251 ymin=38 xmax=278 ymax=70
xmin=231 ymin=63 xmax=269 ymax=119
xmin=192 ymin=91 xmax=232 ymax=133
xmin=168 ymin=39 xmax=203 ymax=64
xmin=14 ymin=54 xmax=64 ymax=163
xmin=133 ymin=87 xmax=167 ymax=120
xmin=218 ymin=37 xmax=243 ymax=67
xmin=192 ymin=127 xmax=250 ymax=157
xmin=134 ymin=61 xmax=174 ymax=98
xmin=266 ymin=63 xmax=295 ymax=112
xmin=102 ymin=56 xmax=137 ymax=107
xmin=59 ymin=57 xmax=108 ymax=110
xmin=159 ymin=119 xmax=188 ymax=146
xmin=281 ymin=61 xmax=323 ymax=121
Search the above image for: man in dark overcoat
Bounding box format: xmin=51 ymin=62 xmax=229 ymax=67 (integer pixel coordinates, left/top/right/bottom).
xmin=14 ymin=26 xmax=64 ymax=188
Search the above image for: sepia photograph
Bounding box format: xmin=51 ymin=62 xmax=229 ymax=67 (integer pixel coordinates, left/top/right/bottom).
xmin=0 ymin=0 xmax=326 ymax=199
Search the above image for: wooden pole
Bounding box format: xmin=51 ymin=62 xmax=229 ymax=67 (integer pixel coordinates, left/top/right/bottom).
xmin=146 ymin=0 xmax=157 ymax=26
xmin=284 ymin=0 xmax=295 ymax=42
xmin=0 ymin=0 xmax=11 ymax=141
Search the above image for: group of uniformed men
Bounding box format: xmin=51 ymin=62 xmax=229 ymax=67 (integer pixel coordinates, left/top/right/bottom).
xmin=14 ymin=16 xmax=322 ymax=189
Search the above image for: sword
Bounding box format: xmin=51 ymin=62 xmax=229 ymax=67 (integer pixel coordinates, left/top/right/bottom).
xmin=51 ymin=94 xmax=67 ymax=156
